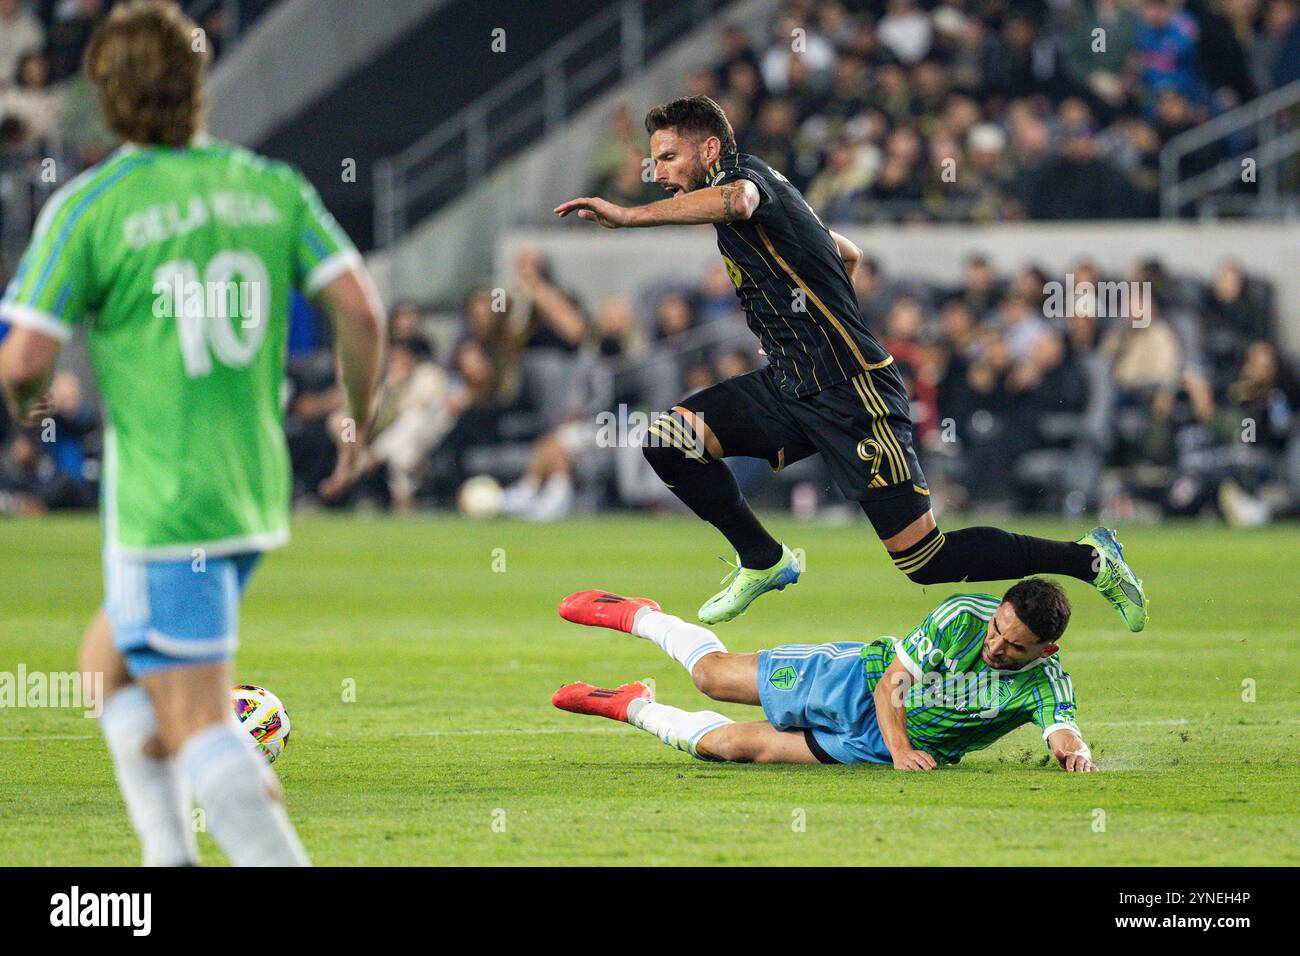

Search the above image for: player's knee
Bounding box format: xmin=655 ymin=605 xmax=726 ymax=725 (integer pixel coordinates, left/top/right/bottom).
xmin=696 ymin=725 xmax=750 ymax=763
xmin=690 ymin=656 xmax=725 ymax=699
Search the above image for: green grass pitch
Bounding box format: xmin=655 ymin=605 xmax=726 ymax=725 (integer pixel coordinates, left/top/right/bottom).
xmin=1 ymin=513 xmax=1296 ymax=865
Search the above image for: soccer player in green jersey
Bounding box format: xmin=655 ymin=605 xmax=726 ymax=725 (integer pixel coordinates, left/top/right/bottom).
xmin=552 ymin=578 xmax=1097 ymax=772
xmin=0 ymin=1 xmax=385 ymax=864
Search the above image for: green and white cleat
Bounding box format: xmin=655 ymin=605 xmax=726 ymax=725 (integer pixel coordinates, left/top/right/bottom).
xmin=1079 ymin=527 xmax=1147 ymax=632
xmin=698 ymin=544 xmax=801 ymax=625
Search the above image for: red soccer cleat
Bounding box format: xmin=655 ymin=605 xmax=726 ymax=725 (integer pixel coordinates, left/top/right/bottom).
xmin=558 ymin=590 xmax=661 ymax=633
xmin=551 ymin=681 xmax=654 ymax=722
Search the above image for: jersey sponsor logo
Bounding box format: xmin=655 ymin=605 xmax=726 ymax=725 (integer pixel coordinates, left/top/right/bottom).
xmin=906 ymin=670 xmax=1004 ymax=716
xmin=768 ymin=665 xmax=798 ymax=690
xmin=721 ymin=254 xmax=743 ymax=289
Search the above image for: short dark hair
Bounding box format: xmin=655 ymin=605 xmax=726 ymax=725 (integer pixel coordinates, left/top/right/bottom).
xmin=644 ymin=95 xmax=737 ymax=154
xmin=1002 ymin=578 xmax=1071 ymax=643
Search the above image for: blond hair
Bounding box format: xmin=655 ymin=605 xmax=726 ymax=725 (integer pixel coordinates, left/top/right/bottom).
xmin=85 ymin=0 xmax=210 ymax=147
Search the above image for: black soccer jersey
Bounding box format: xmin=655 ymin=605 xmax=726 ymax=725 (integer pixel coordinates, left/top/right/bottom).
xmin=708 ymin=152 xmax=894 ymax=397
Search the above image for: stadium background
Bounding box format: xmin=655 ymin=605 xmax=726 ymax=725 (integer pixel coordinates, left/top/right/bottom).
xmin=1 ymin=0 xmax=1297 ymax=530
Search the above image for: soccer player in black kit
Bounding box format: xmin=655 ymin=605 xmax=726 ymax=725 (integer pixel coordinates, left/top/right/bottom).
xmin=556 ymin=96 xmax=1147 ymax=632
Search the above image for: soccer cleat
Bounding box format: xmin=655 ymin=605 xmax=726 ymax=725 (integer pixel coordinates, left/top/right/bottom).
xmin=1078 ymin=527 xmax=1147 ymax=632
xmin=558 ymin=590 xmax=661 ymax=633
xmin=697 ymin=543 xmax=801 ymax=625
xmin=551 ymin=681 xmax=654 ymax=722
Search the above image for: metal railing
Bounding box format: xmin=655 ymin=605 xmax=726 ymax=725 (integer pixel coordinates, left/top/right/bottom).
xmin=1160 ymin=79 xmax=1300 ymax=219
xmin=373 ymin=0 xmax=731 ymax=248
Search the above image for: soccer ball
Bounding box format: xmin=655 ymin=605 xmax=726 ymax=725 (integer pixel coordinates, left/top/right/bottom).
xmin=457 ymin=474 xmax=503 ymax=519
xmin=231 ymin=684 xmax=291 ymax=763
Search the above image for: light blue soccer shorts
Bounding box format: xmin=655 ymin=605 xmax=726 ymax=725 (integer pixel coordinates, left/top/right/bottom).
xmin=103 ymin=549 xmax=262 ymax=677
xmin=757 ymin=641 xmax=891 ymax=765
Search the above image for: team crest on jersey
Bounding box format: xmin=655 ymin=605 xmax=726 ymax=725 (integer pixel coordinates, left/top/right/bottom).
xmin=721 ymin=255 xmax=743 ymax=289
xmin=856 ymin=438 xmax=883 ymax=476
xmin=768 ymin=666 xmax=798 ymax=691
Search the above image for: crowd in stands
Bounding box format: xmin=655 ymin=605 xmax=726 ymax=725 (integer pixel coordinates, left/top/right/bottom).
xmin=0 ymin=0 xmax=277 ymax=276
xmin=253 ymin=248 xmax=1300 ymax=525
xmin=10 ymin=246 xmax=1293 ymax=527
xmin=2 ymin=0 xmax=1298 ymax=527
xmin=594 ymin=0 xmax=1300 ymax=222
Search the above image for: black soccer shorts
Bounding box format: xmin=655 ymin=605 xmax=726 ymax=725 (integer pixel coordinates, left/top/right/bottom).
xmin=678 ymin=363 xmax=931 ymax=539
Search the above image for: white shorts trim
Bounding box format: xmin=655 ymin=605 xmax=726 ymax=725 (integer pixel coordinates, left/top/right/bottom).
xmin=146 ymin=628 xmax=238 ymax=658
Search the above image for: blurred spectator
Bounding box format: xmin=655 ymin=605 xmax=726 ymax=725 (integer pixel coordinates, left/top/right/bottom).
xmin=0 ymin=370 xmax=97 ymax=511
xmin=1061 ymin=0 xmax=1138 ymax=109
xmin=509 ymin=248 xmax=588 ymax=353
xmin=285 ymin=350 xmax=342 ymax=504
xmin=1 ymin=50 xmax=62 ymax=144
xmin=0 ymin=0 xmax=44 ymax=90
xmin=335 ymin=336 xmax=458 ymax=512
xmin=1262 ymin=0 xmax=1300 ymax=89
xmin=1198 ymin=0 xmax=1260 ymax=105
xmin=1135 ymin=0 xmax=1210 ymax=109
xmin=45 ymin=0 xmax=107 ymax=83
xmin=462 ymin=286 xmax=525 ymax=406
xmin=878 ymin=0 xmax=933 ymax=65
xmin=1200 ymin=259 xmax=1273 ymax=390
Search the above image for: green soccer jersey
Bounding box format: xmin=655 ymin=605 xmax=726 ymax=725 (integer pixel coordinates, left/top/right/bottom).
xmin=0 ymin=138 xmax=358 ymax=558
xmin=861 ymin=593 xmax=1082 ymax=764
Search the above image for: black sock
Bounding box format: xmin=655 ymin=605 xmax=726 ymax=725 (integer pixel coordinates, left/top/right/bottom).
xmin=888 ymin=525 xmax=1097 ymax=585
xmin=643 ymin=415 xmax=782 ymax=569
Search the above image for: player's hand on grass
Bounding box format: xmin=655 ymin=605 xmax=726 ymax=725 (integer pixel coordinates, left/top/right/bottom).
xmin=553 ymin=196 xmax=630 ymax=228
xmin=892 ymin=748 xmax=938 ymax=771
xmin=1054 ymin=747 xmax=1098 ymax=772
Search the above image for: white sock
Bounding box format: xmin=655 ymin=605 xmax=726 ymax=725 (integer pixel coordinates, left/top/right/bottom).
xmin=99 ymin=685 xmax=198 ymax=867
xmin=631 ymin=608 xmax=726 ymax=677
xmin=626 ymin=699 xmax=733 ymax=758
xmin=179 ymin=722 xmax=310 ymax=867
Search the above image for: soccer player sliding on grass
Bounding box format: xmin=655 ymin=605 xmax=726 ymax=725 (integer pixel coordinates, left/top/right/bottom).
xmin=552 ymin=578 xmax=1097 ymax=771
xmin=556 ymin=95 xmax=1146 ymax=633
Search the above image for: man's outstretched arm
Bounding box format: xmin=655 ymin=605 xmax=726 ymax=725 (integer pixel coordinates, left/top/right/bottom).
xmin=1047 ymin=728 xmax=1098 ymax=773
xmin=873 ymin=657 xmax=937 ymax=771
xmin=554 ymin=179 xmax=760 ymax=229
